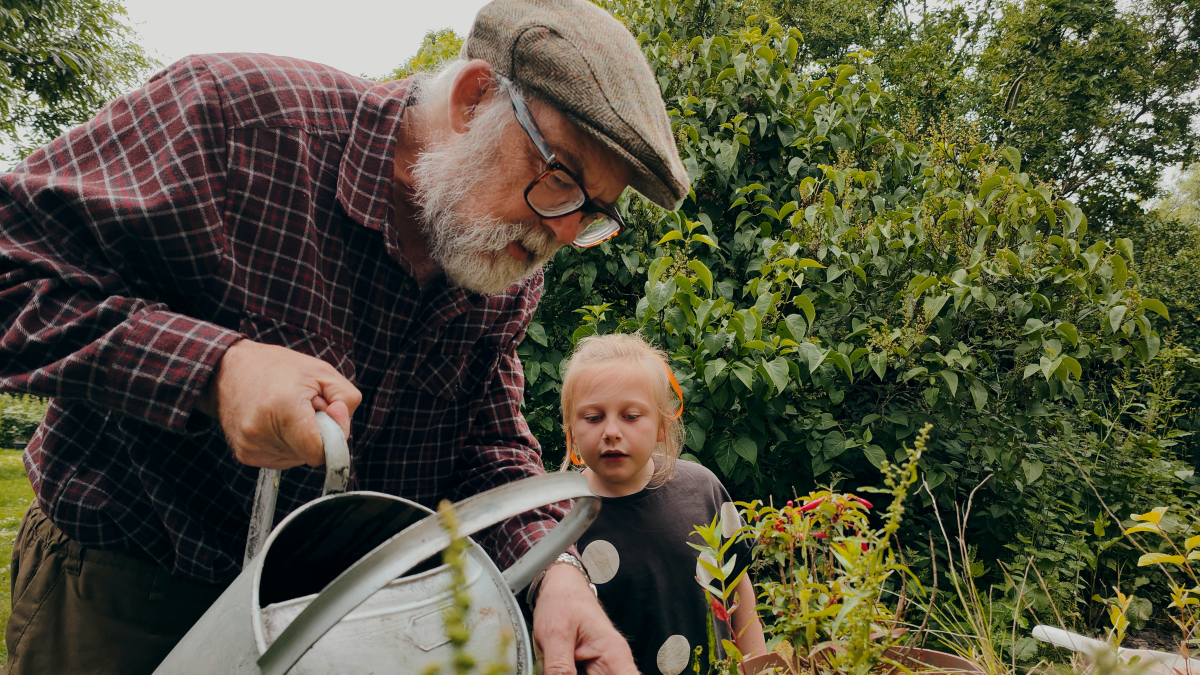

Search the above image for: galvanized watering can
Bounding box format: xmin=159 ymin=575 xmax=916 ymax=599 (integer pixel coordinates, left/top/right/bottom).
xmin=155 ymin=412 xmax=599 ymax=675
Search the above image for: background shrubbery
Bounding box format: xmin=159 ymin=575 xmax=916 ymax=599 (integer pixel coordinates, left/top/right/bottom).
xmin=0 ymin=395 xmax=47 ymax=448
xmin=482 ymin=0 xmax=1198 ymax=655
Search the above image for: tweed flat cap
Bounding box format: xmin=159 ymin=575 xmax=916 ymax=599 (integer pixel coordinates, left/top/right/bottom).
xmin=466 ymin=0 xmax=690 ymax=210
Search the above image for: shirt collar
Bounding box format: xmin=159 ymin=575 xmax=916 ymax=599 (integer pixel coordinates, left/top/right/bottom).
xmin=336 ymin=77 xmax=412 ymax=235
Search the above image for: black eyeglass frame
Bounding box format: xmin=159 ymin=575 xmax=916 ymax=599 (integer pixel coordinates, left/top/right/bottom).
xmin=499 ymin=77 xmax=625 ymax=248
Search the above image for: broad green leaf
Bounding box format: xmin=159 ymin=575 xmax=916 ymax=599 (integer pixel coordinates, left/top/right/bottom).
xmin=1186 ymin=535 xmax=1200 ymax=551
xmin=1056 ymin=322 xmax=1079 ymax=347
xmin=733 ymin=437 xmax=757 ymax=463
xmin=782 ymin=314 xmax=808 ymax=341
xmin=763 ymin=358 xmax=789 ymax=392
xmin=691 ymin=234 xmax=721 ymax=248
xmin=1022 ymin=459 xmax=1043 ymax=485
xmin=1141 ymin=298 xmax=1170 ymax=320
xmin=687 ymin=260 xmax=714 ymax=295
xmin=1132 ymin=506 xmax=1169 ymax=524
xmin=656 ymin=230 xmax=684 ymax=245
xmin=862 ymin=444 xmax=887 ymax=470
xmin=795 ymin=259 xmax=825 ymax=269
xmin=704 ymin=358 xmax=728 ymax=385
xmin=1115 ymin=237 xmax=1135 ymax=262
xmin=1108 ymin=305 xmax=1128 ymax=333
xmin=1124 ymin=524 xmax=1163 ymax=535
xmin=924 ymin=293 xmax=950 ymax=319
xmin=800 ymin=342 xmax=827 ymax=375
xmin=827 ymin=351 xmax=854 ymax=382
xmin=1058 ymin=356 xmax=1082 ymax=382
xmin=999 ymin=147 xmax=1021 ymax=173
xmin=731 ymin=362 xmax=755 ymax=389
xmin=902 ymin=366 xmax=928 ymax=382
xmin=970 ymin=379 xmax=987 ymax=412
xmin=795 ymin=294 xmax=816 ymax=325
xmin=940 ymin=370 xmax=959 ymax=398
xmin=1138 ymin=553 xmax=1186 ymax=567
xmin=978 ymin=175 xmax=1003 ymax=200
xmin=526 ymin=322 xmax=548 ymax=346
xmin=868 ymin=351 xmax=886 ymax=380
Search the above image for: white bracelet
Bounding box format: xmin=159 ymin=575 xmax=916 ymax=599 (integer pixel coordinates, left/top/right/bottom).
xmin=525 ymin=552 xmax=597 ymax=608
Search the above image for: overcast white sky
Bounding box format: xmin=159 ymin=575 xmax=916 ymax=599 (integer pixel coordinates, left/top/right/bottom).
xmin=121 ymin=0 xmax=493 ymax=79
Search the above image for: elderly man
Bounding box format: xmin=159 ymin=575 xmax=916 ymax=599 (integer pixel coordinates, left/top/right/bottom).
xmin=0 ymin=0 xmax=689 ymax=672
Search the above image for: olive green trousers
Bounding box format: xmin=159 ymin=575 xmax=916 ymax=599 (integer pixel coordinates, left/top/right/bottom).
xmin=2 ymin=502 xmax=225 ymax=675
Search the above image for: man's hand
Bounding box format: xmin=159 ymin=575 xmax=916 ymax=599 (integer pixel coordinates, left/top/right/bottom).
xmin=533 ymin=563 xmax=638 ymax=675
xmin=196 ymin=339 xmax=362 ymax=469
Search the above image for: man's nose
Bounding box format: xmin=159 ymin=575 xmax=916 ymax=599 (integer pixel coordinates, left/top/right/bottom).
xmin=542 ymin=212 xmax=585 ymax=246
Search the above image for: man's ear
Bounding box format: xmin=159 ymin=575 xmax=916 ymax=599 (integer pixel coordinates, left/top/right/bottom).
xmin=448 ymin=59 xmax=497 ymax=134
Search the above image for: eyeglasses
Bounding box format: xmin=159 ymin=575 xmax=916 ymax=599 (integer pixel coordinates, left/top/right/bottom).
xmin=500 ymin=77 xmax=625 ymax=248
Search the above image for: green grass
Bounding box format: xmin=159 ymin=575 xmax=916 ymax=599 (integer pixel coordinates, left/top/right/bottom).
xmin=0 ymin=449 xmax=34 ymax=665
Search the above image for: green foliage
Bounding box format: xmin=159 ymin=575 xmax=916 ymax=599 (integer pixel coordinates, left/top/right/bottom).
xmin=0 ymin=394 xmax=46 ymax=448
xmin=757 ymin=0 xmax=1200 ymax=232
xmin=0 ymin=0 xmax=156 ymax=159
xmin=382 ymin=29 xmax=464 ymax=81
xmin=520 ymin=0 xmax=1197 ymax=641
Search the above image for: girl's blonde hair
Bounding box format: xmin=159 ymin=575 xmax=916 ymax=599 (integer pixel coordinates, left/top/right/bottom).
xmin=559 ymin=333 xmax=685 ymax=485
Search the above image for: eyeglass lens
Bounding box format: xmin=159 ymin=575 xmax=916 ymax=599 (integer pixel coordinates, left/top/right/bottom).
xmin=527 ymin=169 xmax=621 ymax=247
xmin=527 ymin=169 xmax=586 ymax=217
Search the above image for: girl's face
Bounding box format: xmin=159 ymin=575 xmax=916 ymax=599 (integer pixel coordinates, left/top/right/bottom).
xmin=569 ymin=362 xmax=666 ymax=497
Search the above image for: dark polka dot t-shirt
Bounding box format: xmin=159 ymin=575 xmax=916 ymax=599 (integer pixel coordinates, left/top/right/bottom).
xmin=577 ymin=459 xmax=752 ymax=675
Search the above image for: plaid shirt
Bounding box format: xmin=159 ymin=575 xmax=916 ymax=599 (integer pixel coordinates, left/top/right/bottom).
xmin=0 ymin=53 xmax=567 ymax=585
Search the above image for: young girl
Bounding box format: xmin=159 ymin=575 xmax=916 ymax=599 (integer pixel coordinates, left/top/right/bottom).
xmin=559 ymin=333 xmax=765 ymax=675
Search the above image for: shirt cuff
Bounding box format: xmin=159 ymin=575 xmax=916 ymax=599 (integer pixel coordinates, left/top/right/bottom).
xmin=103 ymin=309 xmax=243 ymax=433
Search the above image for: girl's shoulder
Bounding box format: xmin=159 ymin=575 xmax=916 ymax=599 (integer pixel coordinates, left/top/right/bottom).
xmin=660 ymin=459 xmax=733 ymax=502
xmin=669 ymin=458 xmax=722 ymax=486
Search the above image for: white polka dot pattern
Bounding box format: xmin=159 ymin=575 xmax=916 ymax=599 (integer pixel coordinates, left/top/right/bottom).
xmin=582 ymin=540 xmax=621 ymax=584
xmin=695 ymin=550 xmax=717 ymax=586
xmin=720 ymin=501 xmax=741 ymax=539
xmin=657 ymin=634 xmax=691 ymax=675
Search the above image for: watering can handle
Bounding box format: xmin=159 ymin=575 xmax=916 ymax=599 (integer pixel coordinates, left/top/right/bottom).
xmin=256 ymin=472 xmax=599 ymax=675
xmin=243 ymin=412 xmax=350 ymax=565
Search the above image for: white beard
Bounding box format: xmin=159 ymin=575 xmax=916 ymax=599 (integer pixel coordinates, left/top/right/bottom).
xmin=410 ymin=95 xmax=559 ymax=296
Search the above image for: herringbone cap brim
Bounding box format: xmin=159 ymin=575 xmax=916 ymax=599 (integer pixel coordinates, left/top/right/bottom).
xmin=467 ymin=0 xmax=690 ymax=210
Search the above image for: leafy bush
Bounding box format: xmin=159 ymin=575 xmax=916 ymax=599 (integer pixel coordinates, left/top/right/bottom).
xmin=518 ymin=0 xmax=1196 ymax=637
xmin=0 ymin=394 xmax=47 ymax=448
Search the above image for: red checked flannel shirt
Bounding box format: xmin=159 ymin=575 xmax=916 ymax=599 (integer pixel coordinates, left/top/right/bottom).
xmin=0 ymin=53 xmax=567 ymax=585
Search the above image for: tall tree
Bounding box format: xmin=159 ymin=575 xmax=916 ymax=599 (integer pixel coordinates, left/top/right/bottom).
xmin=381 ymin=28 xmax=464 ymax=81
xmin=761 ymin=0 xmax=1200 ymax=231
xmin=0 ymin=0 xmax=155 ymax=159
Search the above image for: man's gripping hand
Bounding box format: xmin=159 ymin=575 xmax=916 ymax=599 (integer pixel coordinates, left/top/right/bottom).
xmin=196 ymin=339 xmax=362 ymax=469
xmin=533 ymin=563 xmax=638 ymax=675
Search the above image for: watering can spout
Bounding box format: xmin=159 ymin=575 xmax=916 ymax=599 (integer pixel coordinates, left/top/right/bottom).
xmin=1032 ymin=625 xmax=1200 ymax=675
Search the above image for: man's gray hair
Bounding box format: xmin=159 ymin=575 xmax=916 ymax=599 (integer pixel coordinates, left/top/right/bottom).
xmin=408 ymin=58 xmax=530 ymax=111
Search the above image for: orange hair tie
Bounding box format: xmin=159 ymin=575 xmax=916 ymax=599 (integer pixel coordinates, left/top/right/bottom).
xmin=664 ymin=360 xmax=684 ymax=420
xmin=567 ymin=443 xmax=585 ymax=467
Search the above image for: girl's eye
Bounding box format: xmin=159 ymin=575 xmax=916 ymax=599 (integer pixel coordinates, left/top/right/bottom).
xmin=584 ymin=415 xmax=602 ymax=423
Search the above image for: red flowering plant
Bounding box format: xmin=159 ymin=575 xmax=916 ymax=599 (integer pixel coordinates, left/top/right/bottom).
xmin=737 ymin=424 xmax=934 ymax=675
